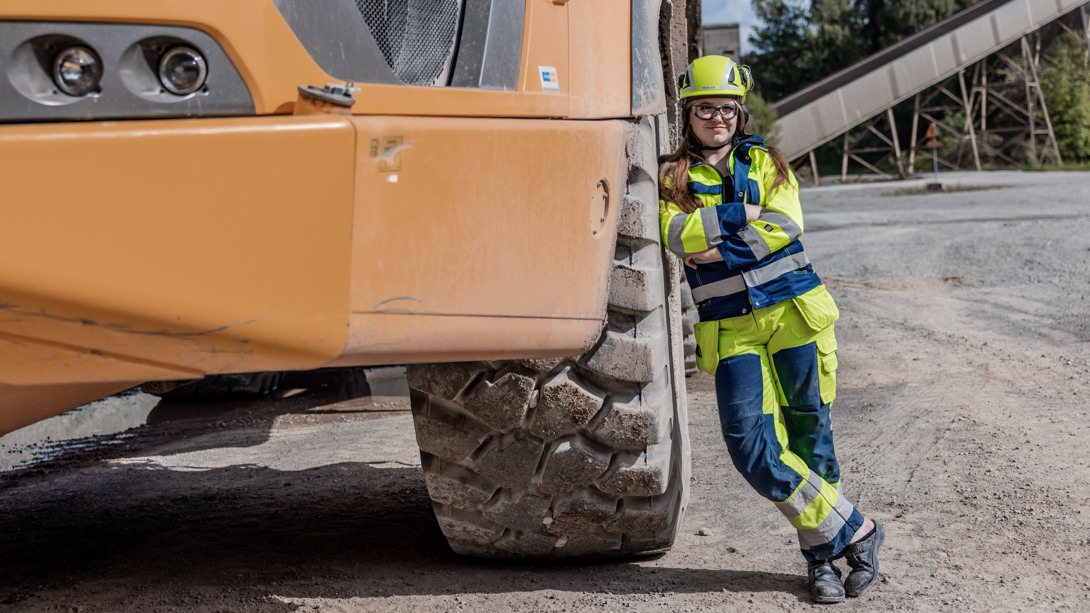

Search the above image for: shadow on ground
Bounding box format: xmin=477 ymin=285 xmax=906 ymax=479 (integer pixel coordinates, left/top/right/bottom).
xmin=0 ymin=446 xmax=801 ymax=608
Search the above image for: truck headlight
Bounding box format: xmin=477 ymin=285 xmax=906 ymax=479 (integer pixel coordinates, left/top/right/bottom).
xmin=53 ymin=46 xmax=102 ymax=97
xmin=158 ymin=46 xmax=207 ymax=95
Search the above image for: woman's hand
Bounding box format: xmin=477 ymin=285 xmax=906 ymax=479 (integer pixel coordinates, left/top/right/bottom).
xmin=745 ymin=204 xmax=767 ymax=222
xmin=683 ymin=247 xmax=724 ymax=269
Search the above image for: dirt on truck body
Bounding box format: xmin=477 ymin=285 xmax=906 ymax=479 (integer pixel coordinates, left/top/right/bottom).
xmin=0 ymin=0 xmax=700 ymax=559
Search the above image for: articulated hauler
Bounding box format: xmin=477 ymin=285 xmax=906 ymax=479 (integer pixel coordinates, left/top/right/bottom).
xmin=0 ymin=0 xmax=694 ymax=558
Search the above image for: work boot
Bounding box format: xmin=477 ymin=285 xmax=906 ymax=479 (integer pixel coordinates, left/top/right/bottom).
xmin=842 ymin=521 xmax=885 ymax=597
xmin=807 ymin=559 xmax=845 ymax=604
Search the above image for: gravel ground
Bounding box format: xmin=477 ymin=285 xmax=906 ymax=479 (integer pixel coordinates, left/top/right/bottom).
xmin=1 ymin=170 xmax=1089 ymax=612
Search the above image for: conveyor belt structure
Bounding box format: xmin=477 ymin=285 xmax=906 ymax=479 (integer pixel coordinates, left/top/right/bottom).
xmin=773 ymin=0 xmax=1088 ymax=161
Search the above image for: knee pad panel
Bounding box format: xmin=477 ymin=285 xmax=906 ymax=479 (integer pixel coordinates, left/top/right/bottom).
xmin=714 ymin=352 xmax=765 ymax=424
xmin=772 ymin=341 xmax=821 ymax=408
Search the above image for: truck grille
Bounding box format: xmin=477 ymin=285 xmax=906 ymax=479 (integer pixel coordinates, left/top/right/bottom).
xmin=355 ymin=0 xmax=463 ymax=86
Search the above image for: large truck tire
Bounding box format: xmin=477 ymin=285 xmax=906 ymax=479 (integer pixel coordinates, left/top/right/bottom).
xmin=406 ymin=117 xmax=690 ymax=558
xmin=681 ymin=280 xmax=697 ymax=377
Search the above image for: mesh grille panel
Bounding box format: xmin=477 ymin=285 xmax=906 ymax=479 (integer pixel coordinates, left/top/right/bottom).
xmin=355 ymin=0 xmax=462 ymax=86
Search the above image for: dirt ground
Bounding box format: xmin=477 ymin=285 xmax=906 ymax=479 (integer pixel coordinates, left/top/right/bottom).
xmin=2 ymin=170 xmax=1089 ymax=612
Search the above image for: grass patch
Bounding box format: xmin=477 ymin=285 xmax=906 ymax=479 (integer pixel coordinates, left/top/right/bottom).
xmin=1024 ymin=162 xmax=1090 ymax=172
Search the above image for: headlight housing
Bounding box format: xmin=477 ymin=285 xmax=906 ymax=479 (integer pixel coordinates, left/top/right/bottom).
xmin=2 ymin=23 xmax=253 ymax=121
xmin=158 ymin=46 xmax=207 ymax=95
xmin=52 ymin=45 xmax=102 ymax=97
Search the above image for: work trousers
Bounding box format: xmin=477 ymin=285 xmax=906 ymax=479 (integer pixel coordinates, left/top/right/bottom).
xmin=712 ymin=286 xmax=863 ymax=561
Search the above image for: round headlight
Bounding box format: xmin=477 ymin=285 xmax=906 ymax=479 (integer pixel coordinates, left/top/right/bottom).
xmin=158 ymin=46 xmax=207 ymax=95
xmin=52 ymin=46 xmax=102 ymax=97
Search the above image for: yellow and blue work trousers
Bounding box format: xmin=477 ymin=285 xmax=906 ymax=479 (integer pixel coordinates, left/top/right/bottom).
xmin=700 ymin=285 xmax=863 ymax=561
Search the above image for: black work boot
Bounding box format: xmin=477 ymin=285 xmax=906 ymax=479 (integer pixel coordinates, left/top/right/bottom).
xmin=842 ymin=521 xmax=885 ymax=597
xmin=807 ymin=559 xmax=845 ymax=604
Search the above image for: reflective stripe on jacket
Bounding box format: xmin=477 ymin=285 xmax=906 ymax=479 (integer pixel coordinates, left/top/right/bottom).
xmin=659 ymin=135 xmax=822 ymax=321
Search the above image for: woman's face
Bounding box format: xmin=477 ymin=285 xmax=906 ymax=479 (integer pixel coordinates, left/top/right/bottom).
xmin=688 ymin=97 xmax=741 ymax=149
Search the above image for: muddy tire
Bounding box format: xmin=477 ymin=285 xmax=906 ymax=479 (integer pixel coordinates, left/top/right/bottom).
xmin=406 ymin=117 xmax=690 ymax=558
xmin=681 ymin=280 xmax=697 ymax=377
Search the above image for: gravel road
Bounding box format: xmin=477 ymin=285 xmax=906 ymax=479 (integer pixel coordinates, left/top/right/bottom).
xmin=2 ymin=171 xmax=1089 ymax=612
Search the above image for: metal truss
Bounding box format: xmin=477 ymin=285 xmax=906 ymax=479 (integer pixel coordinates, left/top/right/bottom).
xmin=908 ymin=31 xmax=1065 ymax=172
xmin=832 ymin=13 xmax=1086 ymax=181
xmin=839 ymin=108 xmax=905 ymax=181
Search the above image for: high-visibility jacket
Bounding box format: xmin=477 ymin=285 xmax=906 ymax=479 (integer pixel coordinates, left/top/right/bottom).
xmin=659 ymin=135 xmax=823 ymax=321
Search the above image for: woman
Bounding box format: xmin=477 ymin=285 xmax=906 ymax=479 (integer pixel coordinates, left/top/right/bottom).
xmin=658 ymin=55 xmax=884 ymax=603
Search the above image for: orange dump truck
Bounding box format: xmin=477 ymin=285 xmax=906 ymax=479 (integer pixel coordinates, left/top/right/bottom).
xmin=0 ymin=0 xmax=693 ymax=558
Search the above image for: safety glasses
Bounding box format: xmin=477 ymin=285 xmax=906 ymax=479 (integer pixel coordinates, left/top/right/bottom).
xmin=691 ymin=102 xmax=740 ymax=121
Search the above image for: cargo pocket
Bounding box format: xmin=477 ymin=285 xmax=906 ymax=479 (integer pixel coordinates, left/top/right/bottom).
xmin=694 ymin=320 xmax=721 ymax=375
xmin=790 ymin=285 xmax=840 ymax=335
xmin=816 ymin=334 xmax=838 ymax=405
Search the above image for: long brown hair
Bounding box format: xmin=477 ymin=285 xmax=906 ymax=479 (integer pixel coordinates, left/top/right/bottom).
xmin=659 ymin=102 xmax=793 ymax=214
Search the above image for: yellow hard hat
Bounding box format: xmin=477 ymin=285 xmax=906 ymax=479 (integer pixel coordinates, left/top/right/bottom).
xmin=678 ymin=55 xmax=753 ymax=102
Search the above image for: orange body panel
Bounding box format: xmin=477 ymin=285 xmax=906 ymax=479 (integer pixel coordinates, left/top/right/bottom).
xmin=0 ymin=116 xmax=356 ymax=385
xmin=334 ymin=116 xmax=627 ymax=365
xmin=0 ymin=0 xmax=640 ymax=433
xmin=0 ymin=381 xmax=139 ymax=436
xmin=568 ymin=1 xmax=632 ymax=118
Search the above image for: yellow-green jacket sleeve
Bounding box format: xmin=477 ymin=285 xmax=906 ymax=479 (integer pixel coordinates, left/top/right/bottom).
xmin=659 ymin=194 xmax=748 ymax=257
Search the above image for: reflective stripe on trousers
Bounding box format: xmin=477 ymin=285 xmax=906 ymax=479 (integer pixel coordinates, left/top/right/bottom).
xmin=712 ymin=291 xmax=862 ymax=561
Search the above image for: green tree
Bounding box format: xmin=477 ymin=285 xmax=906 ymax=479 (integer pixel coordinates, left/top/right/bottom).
xmin=1040 ymin=31 xmax=1090 ymax=162
xmin=744 ymin=92 xmax=782 ymax=146
xmin=807 ymin=0 xmax=867 ymax=78
xmin=747 ymin=0 xmax=810 ymax=101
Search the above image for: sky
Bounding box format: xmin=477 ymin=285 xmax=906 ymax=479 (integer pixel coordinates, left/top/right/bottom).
xmin=702 ymin=0 xmax=762 ymax=56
